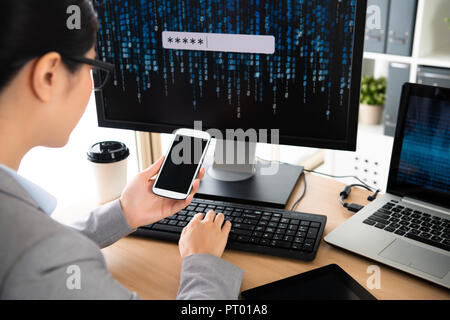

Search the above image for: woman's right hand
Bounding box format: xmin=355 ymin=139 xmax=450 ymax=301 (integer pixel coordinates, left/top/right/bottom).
xmin=178 ymin=210 xmax=231 ymax=260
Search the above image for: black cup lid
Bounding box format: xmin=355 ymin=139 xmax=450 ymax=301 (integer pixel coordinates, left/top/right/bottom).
xmin=87 ymin=141 xmax=130 ymax=163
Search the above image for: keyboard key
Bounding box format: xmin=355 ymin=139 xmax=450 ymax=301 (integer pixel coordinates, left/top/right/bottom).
xmin=259 ymin=239 xmax=270 ymax=246
xmin=231 ymin=228 xmax=252 ymax=236
xmin=431 ymin=236 xmax=442 ymax=242
xmin=152 ymin=224 xmax=183 ymax=233
xmin=298 ymin=226 xmax=308 ymax=232
xmin=291 ymin=243 xmax=303 ymax=250
xmin=307 ymin=228 xmax=319 ymax=238
xmin=272 ymin=234 xmax=283 ymax=241
xmin=177 ymin=221 xmax=188 ymax=227
xmin=270 ymin=240 xmax=291 ymax=249
xmin=420 ymin=232 xmax=431 ymax=239
xmin=399 ymin=226 xmax=410 ymax=232
xmin=409 ymin=223 xmax=420 ymax=230
xmin=252 ymin=231 xmax=263 ymax=238
xmin=419 ymin=227 xmax=430 ymax=233
xmin=368 ymin=216 xmax=389 ymax=225
xmin=384 ymin=226 xmax=396 ymax=232
xmin=431 ymin=229 xmax=442 ymax=236
xmin=300 ymin=221 xmax=310 ymax=226
xmin=375 ymin=223 xmax=386 ymax=229
xmin=294 ymin=237 xmax=305 ymax=243
xmin=296 ymin=231 xmax=307 ymax=238
xmin=310 ymin=222 xmax=321 ymax=228
xmin=233 ymin=223 xmax=254 ymax=231
xmin=237 ymin=235 xmax=250 ymax=243
xmin=243 ymin=218 xmax=258 ymax=225
xmin=302 ymin=239 xmax=315 ymax=252
xmin=394 ymin=230 xmax=405 ymax=236
xmin=389 ymin=223 xmax=401 ymax=229
xmin=291 ymin=219 xmax=300 ymax=225
xmin=373 ymin=212 xmax=390 ymax=220
xmin=363 ymin=219 xmax=376 ymax=226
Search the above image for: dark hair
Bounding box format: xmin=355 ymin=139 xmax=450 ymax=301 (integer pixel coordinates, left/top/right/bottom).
xmin=0 ymin=0 xmax=98 ymax=91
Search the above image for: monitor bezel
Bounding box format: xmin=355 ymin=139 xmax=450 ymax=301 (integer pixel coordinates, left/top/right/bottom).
xmin=386 ymin=83 xmax=450 ymax=209
xmin=94 ymin=0 xmax=367 ymax=151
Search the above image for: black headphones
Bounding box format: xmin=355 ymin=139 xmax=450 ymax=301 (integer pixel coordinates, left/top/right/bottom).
xmin=340 ymin=184 xmax=380 ymax=213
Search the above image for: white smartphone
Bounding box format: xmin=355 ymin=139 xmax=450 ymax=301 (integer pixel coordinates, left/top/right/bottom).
xmin=152 ymin=128 xmax=211 ymax=200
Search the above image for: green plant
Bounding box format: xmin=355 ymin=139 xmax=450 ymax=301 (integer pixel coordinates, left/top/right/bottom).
xmin=360 ymin=76 xmax=387 ymax=106
xmin=446 ymin=17 xmax=450 ymax=29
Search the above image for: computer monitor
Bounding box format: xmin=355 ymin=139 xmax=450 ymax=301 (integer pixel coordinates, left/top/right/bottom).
xmin=92 ymin=0 xmax=367 ymax=207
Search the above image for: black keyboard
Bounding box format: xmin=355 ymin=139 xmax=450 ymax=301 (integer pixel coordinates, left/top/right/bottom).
xmin=363 ymin=200 xmax=450 ymax=252
xmin=133 ymin=198 xmax=327 ymax=261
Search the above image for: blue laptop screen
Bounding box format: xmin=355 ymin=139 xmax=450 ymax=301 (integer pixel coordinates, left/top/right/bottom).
xmin=396 ymin=95 xmax=450 ymax=196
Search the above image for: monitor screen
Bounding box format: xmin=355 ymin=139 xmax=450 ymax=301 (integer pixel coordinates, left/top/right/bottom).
xmin=93 ymin=0 xmax=365 ymax=150
xmin=388 ymin=84 xmax=450 ymax=208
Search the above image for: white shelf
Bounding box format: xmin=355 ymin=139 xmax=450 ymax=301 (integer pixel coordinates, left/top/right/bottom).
xmin=363 ymin=52 xmax=413 ymax=64
xmin=418 ymin=48 xmax=450 ymax=69
xmin=362 ymin=0 xmax=450 ymax=82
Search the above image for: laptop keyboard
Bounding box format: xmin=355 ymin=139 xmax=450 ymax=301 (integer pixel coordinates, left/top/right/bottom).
xmin=133 ymin=198 xmax=327 ymax=261
xmin=363 ymin=200 xmax=450 ymax=252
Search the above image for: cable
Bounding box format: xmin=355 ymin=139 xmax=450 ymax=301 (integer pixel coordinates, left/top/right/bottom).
xmin=290 ymin=172 xmax=306 ymax=211
xmin=256 ymin=157 xmax=380 ymax=212
xmin=256 ymin=156 xmax=375 ymax=190
xmin=303 ymin=168 xmax=375 ymax=190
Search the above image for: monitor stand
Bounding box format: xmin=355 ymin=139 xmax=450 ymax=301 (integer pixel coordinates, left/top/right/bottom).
xmin=196 ymin=139 xmax=303 ymax=209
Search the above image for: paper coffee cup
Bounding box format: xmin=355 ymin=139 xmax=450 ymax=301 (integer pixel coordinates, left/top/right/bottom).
xmin=87 ymin=141 xmax=130 ymax=204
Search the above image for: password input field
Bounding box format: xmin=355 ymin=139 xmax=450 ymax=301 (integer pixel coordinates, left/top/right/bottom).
xmin=162 ymin=31 xmax=275 ymax=54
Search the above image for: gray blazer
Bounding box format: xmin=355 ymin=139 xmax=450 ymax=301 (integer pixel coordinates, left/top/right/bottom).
xmin=0 ymin=168 xmax=243 ymax=299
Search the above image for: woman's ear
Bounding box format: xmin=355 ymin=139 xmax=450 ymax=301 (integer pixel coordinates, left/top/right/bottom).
xmin=30 ymin=52 xmax=63 ymax=103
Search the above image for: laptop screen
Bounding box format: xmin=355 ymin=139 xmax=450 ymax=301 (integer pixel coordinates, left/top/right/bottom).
xmin=387 ymin=84 xmax=450 ymax=209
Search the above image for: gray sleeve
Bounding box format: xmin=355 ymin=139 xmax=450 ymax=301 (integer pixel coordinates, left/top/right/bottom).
xmin=1 ymin=232 xmax=140 ymax=300
xmin=177 ymin=254 xmax=244 ymax=300
xmin=53 ymin=199 xmax=136 ymax=248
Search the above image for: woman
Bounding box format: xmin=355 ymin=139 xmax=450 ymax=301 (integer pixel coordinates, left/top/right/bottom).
xmin=0 ymin=0 xmax=243 ymax=299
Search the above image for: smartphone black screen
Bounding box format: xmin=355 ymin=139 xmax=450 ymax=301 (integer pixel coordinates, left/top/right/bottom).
xmin=154 ymin=135 xmax=208 ymax=195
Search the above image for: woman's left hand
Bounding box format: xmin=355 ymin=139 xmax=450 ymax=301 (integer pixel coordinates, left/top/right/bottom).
xmin=119 ymin=156 xmax=205 ymax=229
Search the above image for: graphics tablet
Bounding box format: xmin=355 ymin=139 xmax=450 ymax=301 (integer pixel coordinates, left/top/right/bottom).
xmin=241 ymin=264 xmax=377 ymax=300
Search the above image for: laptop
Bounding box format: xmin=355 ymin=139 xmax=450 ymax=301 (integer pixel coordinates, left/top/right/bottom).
xmin=325 ymin=83 xmax=450 ymax=289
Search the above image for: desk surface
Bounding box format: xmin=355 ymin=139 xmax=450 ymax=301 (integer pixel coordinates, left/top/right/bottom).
xmin=102 ymin=172 xmax=450 ymax=300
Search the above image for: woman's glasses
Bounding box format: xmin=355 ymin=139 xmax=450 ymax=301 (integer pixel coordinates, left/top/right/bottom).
xmin=63 ymin=56 xmax=115 ymax=91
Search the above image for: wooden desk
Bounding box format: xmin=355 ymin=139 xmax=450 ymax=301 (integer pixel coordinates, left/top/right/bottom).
xmin=102 ymin=172 xmax=450 ymax=300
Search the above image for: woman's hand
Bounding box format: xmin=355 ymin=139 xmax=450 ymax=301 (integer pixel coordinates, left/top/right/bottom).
xmin=178 ymin=210 xmax=232 ymax=259
xmin=119 ymin=156 xmax=205 ymax=229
